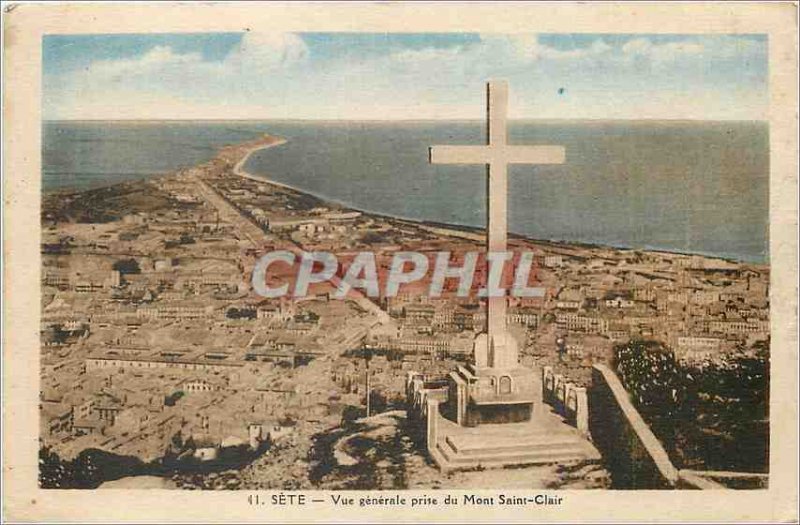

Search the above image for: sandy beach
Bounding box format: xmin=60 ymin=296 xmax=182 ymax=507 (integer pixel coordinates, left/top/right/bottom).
xmin=232 ymin=135 xmax=288 ymax=185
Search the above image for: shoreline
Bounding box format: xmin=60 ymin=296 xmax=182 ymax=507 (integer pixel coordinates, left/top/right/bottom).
xmin=232 ymin=136 xmax=292 ymax=189
xmin=230 ymin=135 xmax=768 ymax=268
xmin=40 ymin=133 xmax=768 ymax=268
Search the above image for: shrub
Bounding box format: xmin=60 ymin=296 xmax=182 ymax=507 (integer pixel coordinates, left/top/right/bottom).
xmin=613 ymin=340 xmax=768 ymax=472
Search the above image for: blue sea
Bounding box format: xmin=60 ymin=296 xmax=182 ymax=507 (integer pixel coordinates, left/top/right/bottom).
xmin=43 ymin=120 xmax=769 ymax=264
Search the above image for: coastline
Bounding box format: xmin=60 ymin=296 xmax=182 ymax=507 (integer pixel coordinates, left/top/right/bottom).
xmin=232 ymin=135 xmax=292 ymax=190
xmin=40 ymin=132 xmax=768 ymax=268
xmin=230 ymin=135 xmax=768 ymax=268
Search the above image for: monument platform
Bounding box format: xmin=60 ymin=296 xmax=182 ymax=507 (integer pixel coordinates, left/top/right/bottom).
xmin=443 ymin=331 xmax=538 ymax=426
xmin=429 ymin=402 xmax=601 ymax=473
xmin=444 ymin=364 xmax=537 ymax=426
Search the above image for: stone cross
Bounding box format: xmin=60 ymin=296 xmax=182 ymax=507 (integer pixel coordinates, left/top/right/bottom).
xmin=429 ymin=80 xmax=565 ymax=358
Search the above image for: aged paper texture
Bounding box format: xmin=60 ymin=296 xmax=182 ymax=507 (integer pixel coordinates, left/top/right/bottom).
xmin=3 ymin=2 xmax=798 ymax=523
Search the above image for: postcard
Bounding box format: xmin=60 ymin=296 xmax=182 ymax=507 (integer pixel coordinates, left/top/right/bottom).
xmin=2 ymin=2 xmax=798 ymax=523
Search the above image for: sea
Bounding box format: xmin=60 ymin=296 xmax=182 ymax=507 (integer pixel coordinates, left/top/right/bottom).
xmin=43 ymin=120 xmax=769 ymax=264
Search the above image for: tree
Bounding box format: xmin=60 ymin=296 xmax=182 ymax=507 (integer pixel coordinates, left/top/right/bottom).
xmin=164 ymin=390 xmax=185 ymax=407
xmin=613 ymin=340 xmax=684 ymax=446
xmin=112 ymin=258 xmax=141 ymax=275
xmin=613 ymin=339 xmax=770 ymax=472
xmin=341 ymin=405 xmax=363 ymax=424
xmin=367 ymin=390 xmax=388 ymax=414
xmin=359 ymin=231 xmax=387 ymax=245
xmin=39 ymin=445 xmax=72 ymax=488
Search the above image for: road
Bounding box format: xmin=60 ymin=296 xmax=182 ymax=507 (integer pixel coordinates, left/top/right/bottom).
xmin=192 ymin=174 xmax=392 ymax=327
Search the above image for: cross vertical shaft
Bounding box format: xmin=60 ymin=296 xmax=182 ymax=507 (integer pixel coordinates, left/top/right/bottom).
xmin=487 ymin=81 xmax=509 ymax=345
xmin=429 ymin=80 xmax=566 ymax=369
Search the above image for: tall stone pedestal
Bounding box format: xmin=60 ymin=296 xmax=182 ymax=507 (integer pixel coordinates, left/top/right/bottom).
xmin=444 ymin=331 xmax=537 ymax=427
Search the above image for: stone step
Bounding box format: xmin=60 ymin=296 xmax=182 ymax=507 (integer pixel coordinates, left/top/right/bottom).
xmin=445 ymin=434 xmax=589 ymax=457
xmin=436 ymin=440 xmax=600 ymax=468
xmin=452 ymin=422 xmax=564 ymax=437
xmin=439 ymin=438 xmax=593 ymax=461
xmin=435 ymin=446 xmax=598 ymax=471
xmin=428 ymin=440 xmax=451 ymax=472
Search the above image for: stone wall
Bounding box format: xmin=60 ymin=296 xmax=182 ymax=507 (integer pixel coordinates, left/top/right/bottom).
xmin=588 ymin=364 xmax=679 ymax=489
xmin=546 ymin=364 xmax=733 ymax=489
xmin=405 ymin=371 xmax=448 ymax=439
xmin=541 ymin=366 xmax=588 ymax=436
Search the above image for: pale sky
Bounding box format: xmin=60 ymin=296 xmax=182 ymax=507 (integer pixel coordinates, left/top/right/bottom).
xmin=43 ymin=33 xmax=768 ymax=121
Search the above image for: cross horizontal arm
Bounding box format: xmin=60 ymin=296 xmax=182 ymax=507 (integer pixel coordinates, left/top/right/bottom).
xmin=429 ymin=145 xmax=492 ymax=165
xmin=505 ymin=145 xmax=566 ymax=165
xmin=429 ymin=145 xmax=566 ymax=166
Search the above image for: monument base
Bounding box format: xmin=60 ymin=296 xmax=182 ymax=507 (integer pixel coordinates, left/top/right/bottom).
xmin=444 ymin=330 xmax=537 ymax=427
xmin=428 ymin=407 xmax=603 ymax=474
xmin=464 ymin=396 xmax=533 ymax=426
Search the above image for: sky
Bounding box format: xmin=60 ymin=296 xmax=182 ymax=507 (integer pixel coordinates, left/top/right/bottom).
xmin=43 ymin=32 xmax=768 ymax=121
